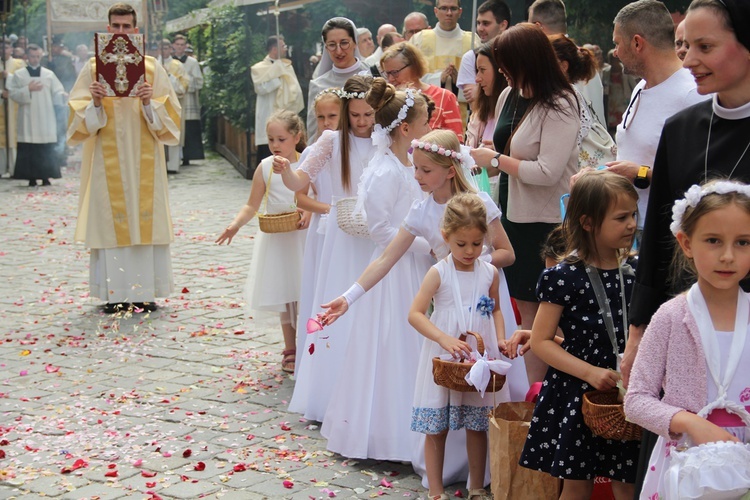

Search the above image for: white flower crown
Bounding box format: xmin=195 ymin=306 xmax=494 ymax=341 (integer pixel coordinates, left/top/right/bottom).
xmin=314 ymin=87 xmax=341 ymax=102
xmin=383 ymin=88 xmax=420 ymax=133
xmin=337 ymin=90 xmax=366 ymax=100
xmin=371 ymin=88 xmax=421 ymax=148
xmin=670 ymin=180 xmax=750 ymax=235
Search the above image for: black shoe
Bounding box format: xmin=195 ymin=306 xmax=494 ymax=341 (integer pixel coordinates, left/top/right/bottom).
xmin=132 ymin=302 xmax=158 ymax=312
xmin=42 ymin=179 xmax=51 ymax=186
xmin=103 ymin=302 xmax=130 ymax=314
xmin=28 ymin=180 xmax=37 ymax=187
xmin=181 ymin=160 xmax=190 ymax=166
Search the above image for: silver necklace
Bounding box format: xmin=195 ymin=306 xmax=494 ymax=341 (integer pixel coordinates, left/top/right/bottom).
xmin=704 ymin=106 xmax=750 ymax=181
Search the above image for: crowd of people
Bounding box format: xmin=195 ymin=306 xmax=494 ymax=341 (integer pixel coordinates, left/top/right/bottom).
xmin=217 ymin=0 xmax=750 ymax=497
xmin=43 ymin=0 xmax=750 ymax=498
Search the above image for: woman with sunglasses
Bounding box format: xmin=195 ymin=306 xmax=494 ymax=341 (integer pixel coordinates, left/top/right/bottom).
xmin=306 ymin=17 xmax=370 ymax=141
xmin=380 ymin=42 xmax=464 ymax=142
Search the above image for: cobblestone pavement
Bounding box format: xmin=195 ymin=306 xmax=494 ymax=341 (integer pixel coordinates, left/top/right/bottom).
xmin=0 ymin=154 xmax=439 ymax=499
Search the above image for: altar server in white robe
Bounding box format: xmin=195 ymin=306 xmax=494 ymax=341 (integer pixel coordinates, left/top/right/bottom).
xmin=67 ymin=3 xmax=181 ymax=313
xmin=8 ymin=44 xmax=65 ymax=187
xmin=159 ymin=39 xmax=188 ymax=173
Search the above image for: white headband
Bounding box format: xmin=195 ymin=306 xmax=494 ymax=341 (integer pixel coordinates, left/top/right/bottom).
xmin=372 ymin=88 xmax=420 ymax=148
xmin=671 ymin=180 xmax=750 ymax=236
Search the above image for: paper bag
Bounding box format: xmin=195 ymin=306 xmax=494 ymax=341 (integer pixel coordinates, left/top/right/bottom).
xmin=489 ymin=402 xmax=560 ymax=500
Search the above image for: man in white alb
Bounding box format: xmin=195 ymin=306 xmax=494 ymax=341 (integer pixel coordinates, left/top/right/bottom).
xmin=67 ymin=2 xmax=181 ymax=313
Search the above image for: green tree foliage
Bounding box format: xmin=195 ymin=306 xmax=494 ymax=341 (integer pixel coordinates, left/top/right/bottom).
xmin=201 ymin=7 xmax=249 ymax=131
xmin=4 ymin=0 xmax=47 ymax=47
xmin=198 ymin=6 xmax=265 ymax=133
xmin=166 ymin=0 xmax=211 ymax=21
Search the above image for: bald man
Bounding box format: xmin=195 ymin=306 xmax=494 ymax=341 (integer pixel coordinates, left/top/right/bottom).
xmin=365 ymin=24 xmax=398 ymax=66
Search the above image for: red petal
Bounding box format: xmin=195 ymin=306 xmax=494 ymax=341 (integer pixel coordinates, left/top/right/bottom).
xmin=380 ymin=478 xmax=392 ymax=488
xmin=181 ymin=287 xmax=190 ymax=293
xmin=306 ymin=317 xmax=323 ymax=334
xmin=308 ymin=343 xmax=315 ymax=355
xmin=182 ymin=449 xmax=192 ymax=458
xmin=283 ymin=479 xmax=294 ymax=489
xmin=105 ymin=470 xmax=118 ymax=477
xmin=141 ymin=470 xmax=157 ymax=478
xmin=194 ymin=461 xmax=206 ymax=471
xmin=233 ymin=463 xmax=246 ymax=472
xmin=146 ymin=482 xmax=156 ymax=488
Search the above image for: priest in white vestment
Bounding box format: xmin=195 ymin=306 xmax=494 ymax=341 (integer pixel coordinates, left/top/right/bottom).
xmin=67 ymin=3 xmax=181 ymax=313
xmin=251 ymin=35 xmax=304 ymax=159
xmin=8 ymin=44 xmax=65 ymax=187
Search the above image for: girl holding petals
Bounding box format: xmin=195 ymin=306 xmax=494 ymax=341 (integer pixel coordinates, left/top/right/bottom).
xmin=216 ymin=110 xmax=307 ymax=373
xmin=320 ymin=77 xmax=433 ymax=461
xmin=408 ymin=193 xmax=507 ymax=500
xmin=274 ymin=75 xmax=376 ymax=421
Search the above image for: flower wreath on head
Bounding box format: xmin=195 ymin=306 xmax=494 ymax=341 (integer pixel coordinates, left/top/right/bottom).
xmin=337 ymin=89 xmax=367 ymax=100
xmin=670 ymin=180 xmax=750 ymax=236
xmin=371 ymin=88 xmax=421 ymax=149
xmin=314 ymin=87 xmax=342 ymax=102
xmin=410 ymin=139 xmax=478 ymax=190
xmin=411 ymin=139 xmax=472 ymax=169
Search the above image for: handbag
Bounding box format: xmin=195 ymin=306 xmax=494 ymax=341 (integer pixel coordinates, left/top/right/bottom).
xmin=578 ymin=98 xmax=617 ymax=170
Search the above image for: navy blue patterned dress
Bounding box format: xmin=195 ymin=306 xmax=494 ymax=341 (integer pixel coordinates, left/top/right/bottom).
xmin=519 ymin=261 xmax=640 ymax=482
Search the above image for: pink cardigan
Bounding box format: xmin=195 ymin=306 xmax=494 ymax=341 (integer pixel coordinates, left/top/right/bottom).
xmin=624 ymin=294 xmax=709 ymax=438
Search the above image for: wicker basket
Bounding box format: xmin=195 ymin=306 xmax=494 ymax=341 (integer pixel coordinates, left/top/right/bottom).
xmin=336 ymin=197 xmax=370 ymax=238
xmin=432 ymin=331 xmax=506 ymax=393
xmin=258 ymin=163 xmax=300 ymax=234
xmin=582 ymin=389 xmax=642 ymax=441
xmin=258 ymin=211 xmax=301 ymax=233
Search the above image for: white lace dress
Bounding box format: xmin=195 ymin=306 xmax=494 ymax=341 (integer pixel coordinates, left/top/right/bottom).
xmin=244 ymin=156 xmax=306 ymax=313
xmin=293 ymin=148 xmax=331 ymax=374
xmin=288 ymin=130 xmax=376 ymax=421
xmin=320 ymin=149 xmax=433 ymax=460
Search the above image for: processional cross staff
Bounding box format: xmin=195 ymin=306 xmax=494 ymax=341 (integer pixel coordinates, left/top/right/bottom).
xmin=99 ymin=37 xmax=143 ymax=94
